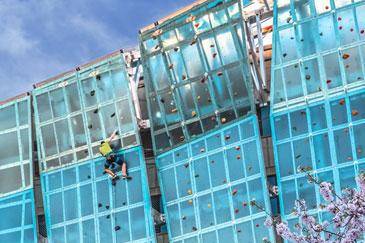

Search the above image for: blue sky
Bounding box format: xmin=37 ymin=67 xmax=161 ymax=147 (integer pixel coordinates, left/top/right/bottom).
xmin=0 ymin=0 xmax=193 ymax=101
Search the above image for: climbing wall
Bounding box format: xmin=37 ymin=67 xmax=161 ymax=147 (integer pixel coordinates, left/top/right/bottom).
xmin=156 ymin=115 xmax=274 ymax=242
xmin=0 ymin=95 xmax=37 ymax=242
xmin=41 ymin=146 xmax=155 ymax=243
xmin=33 ymin=52 xmax=156 ymax=243
xmin=140 ymin=0 xmax=254 ymax=154
xmin=33 ymin=51 xmax=140 ymax=172
xmin=271 ymin=0 xmax=365 ymax=224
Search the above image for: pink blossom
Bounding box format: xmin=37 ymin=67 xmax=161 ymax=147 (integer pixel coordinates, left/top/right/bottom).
xmin=264 ymin=217 xmax=273 ymax=227
xmin=319 ymin=182 xmax=334 ymax=202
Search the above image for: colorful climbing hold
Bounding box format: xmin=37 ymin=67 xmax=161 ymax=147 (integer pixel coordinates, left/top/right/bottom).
xmin=352 ymin=110 xmax=359 ymax=116
xmin=339 ymin=99 xmax=345 ymax=105
xmin=232 ymin=189 xmax=238 ymax=196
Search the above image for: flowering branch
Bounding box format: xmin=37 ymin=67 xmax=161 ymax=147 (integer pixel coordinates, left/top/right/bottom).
xmin=253 ymin=170 xmax=365 ymax=243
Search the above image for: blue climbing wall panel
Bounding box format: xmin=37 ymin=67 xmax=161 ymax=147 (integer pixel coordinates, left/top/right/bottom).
xmin=156 ymin=115 xmax=274 ymax=243
xmin=33 ymin=53 xmax=156 ymax=242
xmin=41 ymin=146 xmax=156 ymax=243
xmin=33 ymin=51 xmax=139 ymax=172
xmin=140 ymin=0 xmax=255 ymax=154
xmin=0 ymin=190 xmax=37 ymax=243
xmin=271 ymin=0 xmax=365 ymax=224
xmin=0 ymin=95 xmax=37 ymax=243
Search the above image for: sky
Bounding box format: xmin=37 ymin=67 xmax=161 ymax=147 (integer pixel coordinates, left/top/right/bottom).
xmin=0 ymin=0 xmax=193 ymax=101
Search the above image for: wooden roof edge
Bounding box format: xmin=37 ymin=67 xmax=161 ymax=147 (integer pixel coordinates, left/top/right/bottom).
xmin=33 ymin=49 xmax=124 ymax=89
xmin=0 ymin=92 xmax=30 ymax=106
xmin=140 ymin=0 xmax=209 ymax=35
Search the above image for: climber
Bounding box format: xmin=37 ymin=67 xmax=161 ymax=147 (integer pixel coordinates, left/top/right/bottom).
xmin=99 ymin=129 xmax=132 ymax=181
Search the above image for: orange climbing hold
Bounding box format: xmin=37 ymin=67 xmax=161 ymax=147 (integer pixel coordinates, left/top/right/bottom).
xmin=352 ymin=110 xmax=359 ymax=116
xmin=342 ymin=53 xmax=350 ymax=59
xmin=339 ymin=99 xmax=345 ymax=105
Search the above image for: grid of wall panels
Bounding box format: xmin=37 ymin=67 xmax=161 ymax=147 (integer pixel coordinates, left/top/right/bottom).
xmin=0 ymin=189 xmax=37 ymax=243
xmin=270 ymin=0 xmax=365 ymax=223
xmin=0 ymin=95 xmax=33 ymax=196
xmin=272 ymin=0 xmax=365 ymax=109
xmin=41 ymin=146 xmax=156 ymax=243
xmin=33 ymin=52 xmax=139 ymax=172
xmin=140 ymin=0 xmax=255 ymax=153
xmin=156 ymin=115 xmax=274 ymax=243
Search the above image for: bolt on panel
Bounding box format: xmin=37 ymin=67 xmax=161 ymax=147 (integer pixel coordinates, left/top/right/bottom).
xmin=41 ymin=146 xmax=156 ymax=243
xmin=140 ymin=0 xmax=255 ymax=154
xmin=271 ymin=0 xmax=365 ymax=223
xmin=156 ymin=115 xmax=275 ymax=243
xmin=33 ymin=52 xmax=140 ymax=172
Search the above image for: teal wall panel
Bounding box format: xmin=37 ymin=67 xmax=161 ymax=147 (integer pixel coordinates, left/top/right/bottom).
xmin=33 ymin=52 xmax=140 ymax=172
xmin=140 ymin=0 xmax=255 ymax=153
xmin=0 ymin=190 xmax=37 ymax=243
xmin=271 ymin=0 xmax=365 ymax=224
xmin=0 ymin=95 xmax=36 ymax=243
xmin=156 ymin=115 xmax=275 ymax=243
xmin=41 ymin=146 xmax=156 ymax=243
